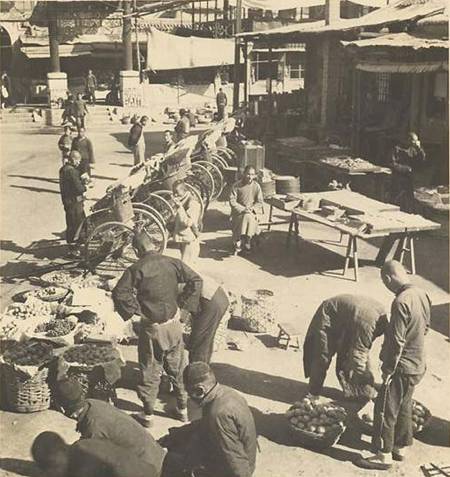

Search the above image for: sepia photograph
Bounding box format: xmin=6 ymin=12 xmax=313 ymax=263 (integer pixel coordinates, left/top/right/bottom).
xmin=0 ymin=0 xmax=448 ymax=476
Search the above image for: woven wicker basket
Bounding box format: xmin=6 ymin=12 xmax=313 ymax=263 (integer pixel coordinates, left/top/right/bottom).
xmin=65 ymin=365 xmax=117 ymax=402
xmin=240 ymin=289 xmax=276 ymax=333
xmin=288 ymin=419 xmax=345 ymax=450
xmin=3 ymin=365 xmax=51 ymax=413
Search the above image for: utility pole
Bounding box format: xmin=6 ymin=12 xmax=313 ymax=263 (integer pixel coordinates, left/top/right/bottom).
xmin=122 ymin=0 xmax=133 ymax=70
xmin=47 ymin=1 xmax=60 ymax=72
xmin=134 ymin=0 xmax=141 ymax=80
xmin=232 ymin=0 xmax=242 ymax=111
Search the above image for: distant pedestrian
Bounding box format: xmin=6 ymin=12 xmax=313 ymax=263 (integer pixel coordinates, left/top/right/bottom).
xmin=72 ymin=127 xmax=95 ymax=181
xmin=174 ymin=109 xmax=190 ymax=142
xmin=85 ymin=69 xmax=97 ymax=105
xmin=128 ymin=115 xmax=148 ymax=165
xmin=73 ymin=92 xmax=89 ymax=131
xmin=216 ymin=87 xmax=227 ymax=121
xmin=59 ymin=150 xmax=86 ymax=255
xmin=61 ymin=93 xmax=76 ymax=126
xmin=58 ymin=125 xmax=73 ymax=164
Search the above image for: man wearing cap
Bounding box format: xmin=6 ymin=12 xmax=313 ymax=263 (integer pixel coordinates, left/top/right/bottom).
xmin=54 ymin=378 xmax=166 ymax=473
xmin=160 ymin=362 xmax=257 ymax=477
xmin=32 ymin=431 xmax=157 ymax=477
xmin=112 ymin=231 xmax=202 ymax=427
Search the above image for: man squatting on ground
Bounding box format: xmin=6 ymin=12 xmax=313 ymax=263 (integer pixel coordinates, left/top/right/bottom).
xmin=54 ymin=378 xmax=166 ymax=475
xmin=359 ymin=260 xmax=431 ymax=470
xmin=229 ymin=165 xmax=264 ymax=254
xmin=303 ymin=294 xmax=388 ymax=396
xmin=112 ymin=231 xmax=202 ymax=428
xmin=160 ymin=362 xmax=257 ymax=477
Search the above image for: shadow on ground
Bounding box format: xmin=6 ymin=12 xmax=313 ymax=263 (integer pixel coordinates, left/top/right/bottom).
xmin=212 ymin=362 xmax=308 ymax=404
xmin=431 ymin=302 xmax=450 ymax=338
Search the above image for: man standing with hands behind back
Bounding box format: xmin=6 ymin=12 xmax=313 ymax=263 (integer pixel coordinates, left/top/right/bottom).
xmin=358 ymin=260 xmax=431 ymax=470
xmin=112 ymin=231 xmax=202 ymax=428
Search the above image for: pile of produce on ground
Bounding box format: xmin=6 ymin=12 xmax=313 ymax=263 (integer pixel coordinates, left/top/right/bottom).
xmin=25 ymin=286 xmax=69 ymax=302
xmin=63 ymin=343 xmax=118 ymax=366
xmin=2 ymin=341 xmax=54 ymax=367
xmin=286 ymin=396 xmax=347 ymax=449
xmin=35 ymin=317 xmax=77 ymax=338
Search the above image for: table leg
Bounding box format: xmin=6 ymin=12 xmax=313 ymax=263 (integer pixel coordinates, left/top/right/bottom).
xmin=287 ymin=212 xmax=294 ymax=246
xmin=397 ymin=235 xmax=408 ymax=264
xmin=267 ymin=204 xmax=274 ymax=231
xmin=294 ymin=214 xmax=300 ymax=247
xmin=409 ymin=235 xmax=416 ymax=275
xmin=353 ymin=236 xmax=359 ymax=282
xmin=343 ymin=234 xmax=352 ymax=275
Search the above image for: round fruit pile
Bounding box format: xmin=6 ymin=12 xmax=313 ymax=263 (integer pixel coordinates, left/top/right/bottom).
xmin=412 ymin=400 xmax=431 ymax=433
xmin=64 ymin=344 xmax=117 ymax=366
xmin=35 ymin=287 xmax=68 ymax=301
xmin=35 ymin=318 xmax=76 ymax=337
xmin=40 ymin=271 xmax=80 ymax=288
xmin=3 ymin=341 xmax=53 ymax=366
xmin=5 ymin=300 xmax=53 ymax=321
xmin=286 ymin=397 xmax=347 ymax=437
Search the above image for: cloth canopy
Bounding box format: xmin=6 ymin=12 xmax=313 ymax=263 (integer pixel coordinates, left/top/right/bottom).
xmin=227 ymin=0 xmax=386 ymax=9
xmin=146 ymin=29 xmax=240 ymax=71
xmin=356 ymin=60 xmax=448 ymax=73
xmin=342 ymin=32 xmax=449 ymax=50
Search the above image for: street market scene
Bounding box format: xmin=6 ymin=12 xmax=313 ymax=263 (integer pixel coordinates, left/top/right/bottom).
xmin=0 ymin=0 xmax=449 ymax=476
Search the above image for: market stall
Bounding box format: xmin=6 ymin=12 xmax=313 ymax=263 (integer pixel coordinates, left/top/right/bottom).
xmin=266 ymin=190 xmax=440 ymax=281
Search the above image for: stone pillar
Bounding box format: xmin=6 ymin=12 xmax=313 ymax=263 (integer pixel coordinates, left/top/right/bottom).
xmin=46 ymin=71 xmax=68 ymax=125
xmin=122 ymin=0 xmax=133 ymax=71
xmin=120 ymin=70 xmax=142 ymax=108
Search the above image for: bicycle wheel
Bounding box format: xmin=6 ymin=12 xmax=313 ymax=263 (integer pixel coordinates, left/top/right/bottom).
xmin=131 ymin=207 xmax=168 ymax=254
xmin=184 ymin=182 xmax=205 ymax=223
xmin=84 ymin=221 xmax=137 ymax=272
xmin=185 ymin=174 xmax=210 ymax=211
xmin=195 ymin=161 xmax=224 ymax=201
xmin=141 ymin=192 xmax=176 ymax=227
xmin=191 ymin=162 xmax=215 ymax=200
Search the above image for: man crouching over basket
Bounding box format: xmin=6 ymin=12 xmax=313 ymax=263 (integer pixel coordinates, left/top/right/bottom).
xmin=112 ymin=231 xmax=203 ymax=428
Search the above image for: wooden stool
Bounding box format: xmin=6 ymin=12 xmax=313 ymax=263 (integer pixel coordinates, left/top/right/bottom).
xmin=277 ymin=322 xmax=302 ymax=350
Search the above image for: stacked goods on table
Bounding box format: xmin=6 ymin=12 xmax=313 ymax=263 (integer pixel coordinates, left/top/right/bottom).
xmin=1 ymin=341 xmax=55 ymax=412
xmin=58 ymin=343 xmax=124 ymax=402
xmin=238 ymin=289 xmax=276 ymax=333
xmin=358 ymin=400 xmax=432 ymax=436
xmin=274 ymin=176 xmax=300 ymax=195
xmin=258 ymin=169 xmax=276 ymax=198
xmin=320 ymin=156 xmax=381 ymax=173
xmin=286 ymin=396 xmax=347 ymax=449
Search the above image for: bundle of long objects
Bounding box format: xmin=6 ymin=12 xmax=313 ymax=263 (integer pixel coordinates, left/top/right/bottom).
xmin=0 ymin=271 xmax=135 ymax=345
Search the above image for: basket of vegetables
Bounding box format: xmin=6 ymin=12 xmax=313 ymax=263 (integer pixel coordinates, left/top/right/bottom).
xmin=358 ymin=399 xmax=431 ymax=436
xmin=285 ymin=397 xmax=347 ymax=449
xmin=1 ymin=341 xmax=55 ymax=413
xmin=57 ymin=344 xmax=124 ymax=402
xmin=36 ymin=270 xmax=81 ymax=288
xmin=25 ymin=287 xmax=71 ymax=303
xmin=31 ymin=316 xmax=80 ymax=346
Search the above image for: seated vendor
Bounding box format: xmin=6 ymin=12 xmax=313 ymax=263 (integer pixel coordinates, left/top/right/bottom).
xmin=229 ymin=165 xmax=264 ymax=254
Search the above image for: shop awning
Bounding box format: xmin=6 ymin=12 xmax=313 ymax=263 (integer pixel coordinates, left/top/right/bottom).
xmin=342 ymin=32 xmax=449 ymax=50
xmin=356 ymin=60 xmax=448 ymax=73
xmin=237 ymin=0 xmax=447 ymax=39
xmin=146 ymin=29 xmax=240 ymax=70
xmin=21 ymin=44 xmax=93 ymax=58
